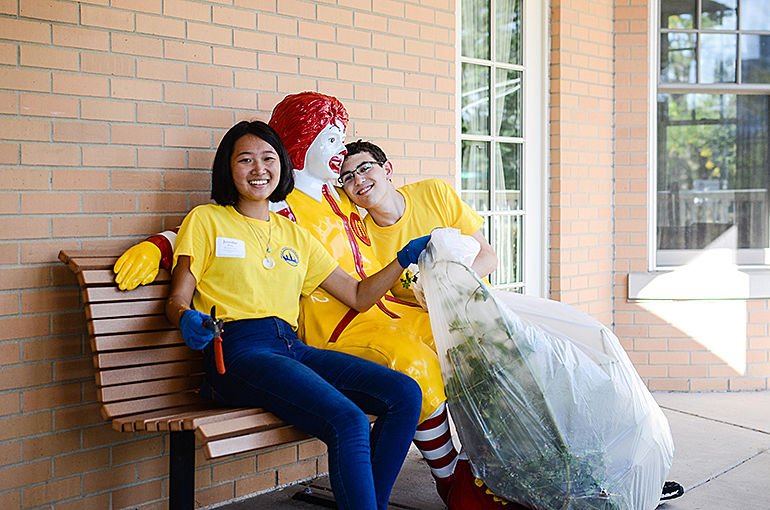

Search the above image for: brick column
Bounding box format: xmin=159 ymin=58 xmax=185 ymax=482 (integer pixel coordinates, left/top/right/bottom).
xmin=549 ymin=0 xmax=615 ymax=324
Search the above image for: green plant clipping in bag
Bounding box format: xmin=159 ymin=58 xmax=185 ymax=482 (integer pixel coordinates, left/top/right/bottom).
xmin=420 ymin=229 xmax=674 ymax=510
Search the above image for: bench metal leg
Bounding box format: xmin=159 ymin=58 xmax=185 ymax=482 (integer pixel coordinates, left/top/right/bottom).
xmin=169 ymin=430 xmax=195 ymax=510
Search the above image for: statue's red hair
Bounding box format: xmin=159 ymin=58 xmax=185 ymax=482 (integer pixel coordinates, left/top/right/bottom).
xmin=269 ymin=92 xmax=349 ymax=171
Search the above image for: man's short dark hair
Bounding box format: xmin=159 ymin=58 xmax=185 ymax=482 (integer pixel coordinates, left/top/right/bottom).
xmin=211 ymin=120 xmax=294 ymax=205
xmin=345 ymin=139 xmax=387 ymax=163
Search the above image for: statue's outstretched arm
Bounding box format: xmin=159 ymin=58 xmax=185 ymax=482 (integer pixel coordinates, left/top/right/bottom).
xmin=113 ymin=229 xmax=177 ymax=291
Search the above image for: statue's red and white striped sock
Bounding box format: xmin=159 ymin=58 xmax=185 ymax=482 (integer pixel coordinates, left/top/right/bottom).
xmin=413 ymin=402 xmax=458 ymax=484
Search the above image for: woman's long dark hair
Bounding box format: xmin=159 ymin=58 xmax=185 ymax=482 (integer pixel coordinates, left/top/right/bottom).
xmin=211 ymin=121 xmax=294 ymax=205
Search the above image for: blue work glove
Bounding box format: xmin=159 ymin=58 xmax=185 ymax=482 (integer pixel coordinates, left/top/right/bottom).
xmin=179 ymin=309 xmax=215 ymax=350
xmin=397 ymin=235 xmax=431 ymax=268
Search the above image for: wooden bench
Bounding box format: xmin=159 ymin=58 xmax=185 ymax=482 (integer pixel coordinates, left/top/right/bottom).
xmin=59 ymin=249 xmax=324 ymax=509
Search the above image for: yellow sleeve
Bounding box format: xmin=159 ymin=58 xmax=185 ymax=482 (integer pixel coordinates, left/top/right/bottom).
xmin=434 ymin=179 xmax=484 ymax=235
xmin=173 ymin=206 xmax=212 ymax=283
xmin=300 ymin=232 xmax=338 ymax=296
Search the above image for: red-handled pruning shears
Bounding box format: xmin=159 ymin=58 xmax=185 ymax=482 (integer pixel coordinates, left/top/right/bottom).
xmin=204 ymin=305 xmax=225 ymax=374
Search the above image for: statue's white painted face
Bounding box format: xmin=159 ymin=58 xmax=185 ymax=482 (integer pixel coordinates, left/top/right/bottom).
xmin=302 ymin=121 xmax=347 ymax=181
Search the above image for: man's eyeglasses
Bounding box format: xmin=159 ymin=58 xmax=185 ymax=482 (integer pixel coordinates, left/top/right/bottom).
xmin=337 ymin=161 xmax=383 ymax=186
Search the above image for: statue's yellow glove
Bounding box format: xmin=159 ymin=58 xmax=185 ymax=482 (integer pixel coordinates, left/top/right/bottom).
xmin=113 ymin=241 xmax=162 ymax=291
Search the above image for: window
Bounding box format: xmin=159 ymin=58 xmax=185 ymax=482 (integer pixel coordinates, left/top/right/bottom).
xmin=656 ymin=0 xmax=770 ymax=266
xmin=459 ymin=0 xmax=544 ymax=293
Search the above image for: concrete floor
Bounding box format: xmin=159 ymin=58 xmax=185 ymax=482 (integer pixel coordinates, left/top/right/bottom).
xmin=216 ymin=390 xmax=770 ymax=510
xmin=654 ymin=391 xmax=770 ymax=510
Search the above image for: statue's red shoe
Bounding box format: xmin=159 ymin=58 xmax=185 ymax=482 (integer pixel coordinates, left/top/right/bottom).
xmin=446 ymin=460 xmax=529 ymax=510
xmin=433 ymin=472 xmax=453 ymax=504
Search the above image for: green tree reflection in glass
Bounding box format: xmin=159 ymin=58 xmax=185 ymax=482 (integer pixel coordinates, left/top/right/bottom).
xmin=660 ymin=32 xmax=697 ymax=83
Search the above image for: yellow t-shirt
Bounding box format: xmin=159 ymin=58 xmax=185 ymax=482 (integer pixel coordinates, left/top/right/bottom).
xmin=173 ymin=204 xmax=338 ymax=328
xmin=364 ymin=179 xmax=484 ymax=304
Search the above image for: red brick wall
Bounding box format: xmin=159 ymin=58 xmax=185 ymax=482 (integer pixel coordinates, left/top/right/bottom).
xmin=0 ymin=1 xmax=456 ymax=507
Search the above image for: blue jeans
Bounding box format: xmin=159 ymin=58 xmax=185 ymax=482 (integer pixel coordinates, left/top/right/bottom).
xmin=201 ymin=317 xmax=422 ymax=510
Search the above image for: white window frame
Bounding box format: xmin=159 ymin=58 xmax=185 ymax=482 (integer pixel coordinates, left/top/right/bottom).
xmin=637 ymin=0 xmax=770 ymax=300
xmin=456 ymin=0 xmax=548 ymax=298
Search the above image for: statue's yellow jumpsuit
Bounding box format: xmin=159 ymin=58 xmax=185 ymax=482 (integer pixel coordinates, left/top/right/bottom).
xmin=274 ymin=185 xmax=444 ymax=423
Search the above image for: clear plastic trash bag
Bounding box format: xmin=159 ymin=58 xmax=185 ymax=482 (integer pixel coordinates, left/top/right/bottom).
xmin=419 ymin=229 xmax=674 ymax=510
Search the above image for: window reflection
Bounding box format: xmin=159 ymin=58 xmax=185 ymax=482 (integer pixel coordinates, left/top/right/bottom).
xmin=657 ymin=94 xmax=769 ymax=251
xmin=740 ymin=35 xmax=770 ymax=84
xmin=739 ymin=0 xmax=770 ymax=31
xmin=495 ymin=142 xmax=521 ymax=212
xmin=661 ymin=0 xmax=695 ymax=29
xmin=461 ymin=0 xmax=489 ymax=60
xmin=701 ymin=0 xmax=736 ymax=30
xmin=495 ymin=68 xmax=522 ymax=138
xmin=660 ymin=33 xmax=697 ymax=83
xmin=461 ymin=141 xmax=490 ymax=211
xmin=462 ymin=63 xmax=490 ymax=135
xmin=699 ymin=34 xmax=736 ymax=83
xmin=489 ymin=215 xmax=521 ymax=286
xmin=496 ymin=0 xmax=521 ymax=64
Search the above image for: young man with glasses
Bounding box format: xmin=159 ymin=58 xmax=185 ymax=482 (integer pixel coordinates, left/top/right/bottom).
xmin=339 ymin=140 xmax=498 ymax=303
xmin=339 ymin=140 xmax=505 ymax=508
xmin=339 ymin=139 xmax=686 ymax=507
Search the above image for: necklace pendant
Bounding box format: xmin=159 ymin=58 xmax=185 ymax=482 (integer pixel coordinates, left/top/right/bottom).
xmin=262 ymin=256 xmax=276 ymax=270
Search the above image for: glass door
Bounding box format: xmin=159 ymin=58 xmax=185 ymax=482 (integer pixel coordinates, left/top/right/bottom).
xmin=459 ymin=0 xmax=545 ymax=294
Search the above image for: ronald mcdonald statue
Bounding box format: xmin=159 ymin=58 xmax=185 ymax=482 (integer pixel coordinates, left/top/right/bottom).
xmin=113 ymin=91 xmax=516 ymax=509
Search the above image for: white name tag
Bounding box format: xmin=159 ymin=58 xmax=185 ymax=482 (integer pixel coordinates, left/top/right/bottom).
xmin=215 ymin=237 xmax=246 ymax=258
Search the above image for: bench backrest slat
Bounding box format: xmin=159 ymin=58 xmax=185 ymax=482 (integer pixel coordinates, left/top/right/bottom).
xmin=63 ymin=256 xmax=119 ymax=271
xmin=60 ymin=250 xmax=123 ymax=262
xmin=95 ymin=345 xmax=194 ymax=369
xmin=84 ymin=285 xmax=170 ymax=303
xmin=98 ymin=375 xmax=203 ymax=403
xmin=91 ymin=330 xmax=182 ymax=351
xmin=96 ymin=359 xmax=202 ymax=386
xmin=87 ymin=299 xmax=166 ymax=320
xmin=60 ymin=251 xmax=118 ymax=274
xmin=89 ymin=315 xmax=175 ymax=336
xmin=80 ymin=268 xmax=171 ymax=285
